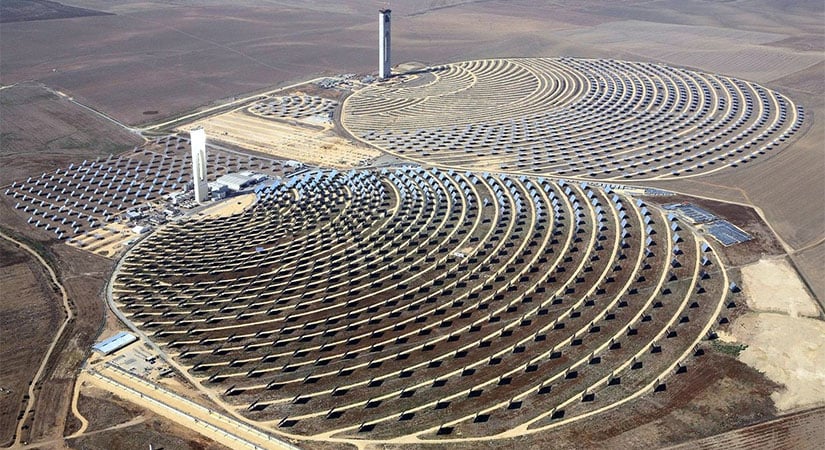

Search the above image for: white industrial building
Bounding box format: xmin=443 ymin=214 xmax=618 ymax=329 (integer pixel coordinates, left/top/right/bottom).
xmin=214 ymin=171 xmax=267 ymax=192
xmin=132 ymin=225 xmax=151 ymax=234
xmin=92 ymin=331 xmax=137 ymax=355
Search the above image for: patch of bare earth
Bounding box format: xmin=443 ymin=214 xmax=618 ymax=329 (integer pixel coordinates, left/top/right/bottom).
xmin=77 ymin=385 xmax=144 ymax=432
xmin=715 ymin=255 xmax=825 ymax=415
xmin=0 ymin=0 xmax=111 ymax=23
xmin=668 ymin=406 xmax=825 ymax=449
xmin=67 ymin=414 xmax=231 ymax=450
xmin=0 ymin=193 xmax=114 ymax=445
xmin=793 ymin=241 xmax=825 ymax=305
xmin=0 ymin=237 xmax=62 ymax=446
xmin=740 ymin=257 xmax=819 ymax=318
xmin=726 ymin=313 xmax=825 ymax=412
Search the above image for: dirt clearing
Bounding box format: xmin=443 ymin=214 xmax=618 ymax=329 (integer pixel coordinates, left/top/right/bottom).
xmin=186 ymin=111 xmax=380 ymax=168
xmin=669 ymin=406 xmax=825 ymax=450
xmin=728 ymin=313 xmax=825 ymax=412
xmin=197 ymin=193 xmax=257 ymax=219
xmin=741 ymin=257 xmax=820 ymax=318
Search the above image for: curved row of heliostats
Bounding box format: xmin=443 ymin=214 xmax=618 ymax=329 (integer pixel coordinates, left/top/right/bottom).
xmin=249 ymin=95 xmax=339 ymax=120
xmin=113 ymin=166 xmax=734 ymax=441
xmin=343 ymin=58 xmax=802 ymax=180
xmin=4 ymin=135 xmax=284 ymax=242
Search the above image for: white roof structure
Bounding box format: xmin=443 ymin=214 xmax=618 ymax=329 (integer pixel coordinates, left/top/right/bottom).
xmin=215 ymin=171 xmax=266 ymax=192
xmin=92 ymin=331 xmax=137 ymax=355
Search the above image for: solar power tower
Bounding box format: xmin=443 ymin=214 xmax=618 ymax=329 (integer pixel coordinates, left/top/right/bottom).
xmin=379 ymin=9 xmax=392 ymax=79
xmin=189 ymin=127 xmax=209 ymax=204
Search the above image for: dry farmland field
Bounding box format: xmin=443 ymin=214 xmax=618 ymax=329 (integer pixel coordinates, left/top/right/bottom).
xmin=0 ymin=236 xmax=62 ymax=447
xmin=64 ymin=384 xmax=230 ymax=450
xmin=0 ymin=83 xmax=143 ymax=186
xmin=0 ymin=0 xmax=823 ymax=449
xmin=0 ymin=0 xmax=111 ymax=24
xmin=670 ymin=406 xmax=825 ymax=450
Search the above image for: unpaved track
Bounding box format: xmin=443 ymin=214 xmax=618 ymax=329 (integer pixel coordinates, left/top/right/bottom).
xmin=0 ymin=231 xmax=75 ymax=447
xmin=66 ymin=376 xmax=90 ymax=438
xmin=143 ymin=77 xmax=327 ymax=132
xmin=18 ymin=415 xmax=146 ymax=450
xmin=87 ymin=364 xmax=298 ymax=450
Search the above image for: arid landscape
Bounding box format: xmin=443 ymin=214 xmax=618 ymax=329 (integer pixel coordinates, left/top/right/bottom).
xmin=0 ymin=83 xmax=142 ymax=186
xmin=1 ymin=1 xmax=823 ymax=449
xmin=0 ymin=236 xmax=63 ymax=446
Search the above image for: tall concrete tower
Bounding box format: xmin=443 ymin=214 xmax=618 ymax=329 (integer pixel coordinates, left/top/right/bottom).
xmin=379 ymin=9 xmax=391 ymax=79
xmin=189 ymin=127 xmax=208 ymax=204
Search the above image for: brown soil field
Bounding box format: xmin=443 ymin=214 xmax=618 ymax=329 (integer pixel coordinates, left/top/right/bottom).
xmin=0 ymin=83 xmax=143 ymax=186
xmin=68 ymin=418 xmax=231 ymax=450
xmin=668 ymin=406 xmax=825 ymax=450
xmin=0 ymin=196 xmax=114 ymax=445
xmin=793 ymin=241 xmax=825 ymax=305
xmin=772 ymin=61 xmax=825 ymax=97
xmin=77 ymin=385 xmax=144 ymax=433
xmin=19 ymin=245 xmax=112 ymax=445
xmin=0 ymin=237 xmax=62 ymax=447
xmin=336 ymin=353 xmax=780 ymax=450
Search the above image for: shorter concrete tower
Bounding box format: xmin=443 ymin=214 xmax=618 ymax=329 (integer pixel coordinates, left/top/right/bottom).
xmin=379 ymin=9 xmax=391 ymax=79
xmin=189 ymin=127 xmax=208 ymax=204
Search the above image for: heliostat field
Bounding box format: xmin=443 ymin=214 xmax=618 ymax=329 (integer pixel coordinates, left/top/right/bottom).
xmin=101 ymin=55 xmax=813 ymax=446
xmin=113 ymin=166 xmax=732 ymax=443
xmin=343 ymin=58 xmax=802 ymax=180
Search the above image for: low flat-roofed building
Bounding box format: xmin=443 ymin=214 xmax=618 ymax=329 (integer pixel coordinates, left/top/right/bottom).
xmin=208 ymin=182 xmax=229 ymax=200
xmin=125 ymin=210 xmax=143 ymax=221
xmin=215 ymin=171 xmax=266 ymax=192
xmin=132 ymin=225 xmax=151 ymax=234
xmin=92 ymin=331 xmax=138 ymax=355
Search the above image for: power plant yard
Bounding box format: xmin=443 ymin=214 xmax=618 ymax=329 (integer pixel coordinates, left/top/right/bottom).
xmin=1 ymin=1 xmax=823 ymax=449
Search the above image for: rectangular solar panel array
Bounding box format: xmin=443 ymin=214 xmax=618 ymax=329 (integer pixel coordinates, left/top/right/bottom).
xmin=678 ymin=205 xmax=717 ymax=223
xmin=662 ymin=203 xmax=717 ymax=224
xmin=705 ymin=221 xmax=752 ymax=246
xmin=643 ymin=188 xmax=675 ymax=197
xmin=661 ymin=203 xmax=750 ymax=246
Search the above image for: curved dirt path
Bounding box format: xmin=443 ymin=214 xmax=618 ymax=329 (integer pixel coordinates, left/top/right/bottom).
xmin=66 ymin=376 xmax=90 ymax=438
xmin=17 ymin=415 xmax=146 ymax=450
xmin=0 ymin=231 xmax=74 ymax=447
